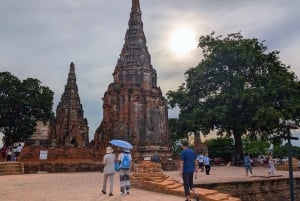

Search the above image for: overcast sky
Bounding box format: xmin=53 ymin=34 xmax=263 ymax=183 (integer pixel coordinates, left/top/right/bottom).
xmin=0 ymin=0 xmax=299 ymax=143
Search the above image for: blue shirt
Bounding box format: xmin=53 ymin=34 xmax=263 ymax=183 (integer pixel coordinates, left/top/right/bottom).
xmin=244 ymin=155 xmax=251 ymax=166
xmin=203 ymin=156 xmax=210 ymax=165
xmin=180 ymin=148 xmax=196 ymax=173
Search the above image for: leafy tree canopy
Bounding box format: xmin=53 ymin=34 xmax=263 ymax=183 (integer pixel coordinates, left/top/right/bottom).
xmin=206 ymin=137 xmax=234 ymax=162
xmin=167 ymin=32 xmax=300 ymax=163
xmin=0 ymin=72 xmax=54 ymax=145
xmin=243 ymin=136 xmax=271 ymax=157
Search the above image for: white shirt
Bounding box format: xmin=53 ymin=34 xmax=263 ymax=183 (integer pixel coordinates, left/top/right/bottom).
xmin=103 ymin=153 xmax=116 ymax=174
xmin=16 ymin=145 xmax=22 ymax=153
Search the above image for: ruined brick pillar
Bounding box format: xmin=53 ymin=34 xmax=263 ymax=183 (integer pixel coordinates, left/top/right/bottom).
xmin=49 ymin=62 xmax=89 ymax=147
xmin=94 ymin=0 xmax=171 ymax=161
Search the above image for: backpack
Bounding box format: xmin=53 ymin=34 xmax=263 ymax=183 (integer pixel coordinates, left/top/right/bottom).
xmin=120 ymin=154 xmax=130 ymax=169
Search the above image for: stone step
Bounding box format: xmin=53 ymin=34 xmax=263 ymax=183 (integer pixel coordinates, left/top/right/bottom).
xmin=131 ymin=161 xmax=241 ymax=201
xmin=0 ymin=162 xmax=24 ymax=175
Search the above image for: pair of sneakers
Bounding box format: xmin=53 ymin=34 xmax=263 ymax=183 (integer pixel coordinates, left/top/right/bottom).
xmin=121 ymin=191 xmax=130 ymax=195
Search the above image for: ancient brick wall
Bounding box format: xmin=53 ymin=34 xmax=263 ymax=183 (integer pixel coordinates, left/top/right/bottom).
xmin=198 ymin=178 xmax=300 ymax=201
xmin=19 ymin=146 xmax=104 ymax=173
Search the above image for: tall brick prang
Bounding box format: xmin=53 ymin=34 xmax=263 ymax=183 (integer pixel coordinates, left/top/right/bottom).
xmin=94 ymin=0 xmax=171 ymax=161
xmin=49 ymin=62 xmax=89 ymax=147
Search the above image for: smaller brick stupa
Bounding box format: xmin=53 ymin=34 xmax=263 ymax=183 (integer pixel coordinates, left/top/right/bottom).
xmin=49 ymin=62 xmax=89 ymax=147
xmin=19 ymin=63 xmax=102 ymax=173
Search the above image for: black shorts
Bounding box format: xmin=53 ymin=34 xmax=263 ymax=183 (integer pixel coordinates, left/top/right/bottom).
xmin=198 ymin=162 xmax=204 ymax=168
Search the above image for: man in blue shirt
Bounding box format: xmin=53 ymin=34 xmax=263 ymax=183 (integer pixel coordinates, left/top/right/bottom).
xmin=179 ymin=140 xmax=198 ymax=201
xmin=203 ymin=153 xmax=211 ymax=175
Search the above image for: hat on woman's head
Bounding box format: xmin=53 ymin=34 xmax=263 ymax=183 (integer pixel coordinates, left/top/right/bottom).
xmin=106 ymin=146 xmax=114 ymax=154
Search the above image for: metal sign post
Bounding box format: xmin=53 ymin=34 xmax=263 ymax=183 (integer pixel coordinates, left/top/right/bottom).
xmin=279 ymin=119 xmax=299 ymax=201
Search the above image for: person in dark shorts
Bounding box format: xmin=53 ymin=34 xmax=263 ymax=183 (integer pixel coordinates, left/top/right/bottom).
xmin=179 ymin=140 xmax=198 ymax=201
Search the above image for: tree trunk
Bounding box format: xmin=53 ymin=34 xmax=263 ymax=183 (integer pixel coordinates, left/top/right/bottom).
xmin=194 ymin=131 xmax=202 ymax=154
xmin=233 ymin=129 xmax=243 ymax=166
xmin=194 ymin=131 xmax=201 ymax=145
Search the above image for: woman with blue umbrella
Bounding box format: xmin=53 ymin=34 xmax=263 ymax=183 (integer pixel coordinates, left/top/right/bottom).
xmin=117 ymin=148 xmax=132 ymax=195
xmin=109 ymin=139 xmax=133 ymax=196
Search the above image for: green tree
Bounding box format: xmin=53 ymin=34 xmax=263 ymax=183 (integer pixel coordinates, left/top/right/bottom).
xmin=0 ymin=72 xmax=54 ymax=145
xmin=167 ymin=32 xmax=300 ymax=164
xmin=243 ymin=136 xmax=271 ymax=157
xmin=206 ymin=137 xmax=234 ymax=162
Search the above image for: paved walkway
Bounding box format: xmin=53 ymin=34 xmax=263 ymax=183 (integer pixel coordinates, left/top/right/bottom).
xmin=1 ymin=166 xmax=299 ymax=201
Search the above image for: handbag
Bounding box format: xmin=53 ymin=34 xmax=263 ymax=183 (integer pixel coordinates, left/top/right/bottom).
xmin=114 ymin=162 xmax=120 ymax=171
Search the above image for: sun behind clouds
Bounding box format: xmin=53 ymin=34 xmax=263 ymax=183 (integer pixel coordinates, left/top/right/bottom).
xmin=169 ymin=27 xmax=197 ymax=57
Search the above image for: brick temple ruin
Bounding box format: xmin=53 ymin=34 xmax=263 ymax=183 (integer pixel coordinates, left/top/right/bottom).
xmin=94 ymin=0 xmax=174 ymax=165
xmin=48 ymin=62 xmax=89 ymax=147
xmin=20 ymin=63 xmax=102 ymax=173
xmin=19 ymin=0 xmax=177 ymax=172
xmin=25 ymin=62 xmax=89 ymax=148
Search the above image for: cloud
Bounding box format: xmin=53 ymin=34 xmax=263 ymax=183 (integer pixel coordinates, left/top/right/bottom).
xmin=0 ymin=0 xmax=299 ymax=142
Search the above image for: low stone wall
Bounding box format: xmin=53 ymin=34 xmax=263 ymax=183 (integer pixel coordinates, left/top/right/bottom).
xmin=19 ymin=146 xmax=104 ymax=162
xmin=23 ymin=161 xmax=103 ymax=173
xmin=19 ymin=146 xmax=105 ymax=173
xmin=197 ymin=178 xmax=300 ymax=201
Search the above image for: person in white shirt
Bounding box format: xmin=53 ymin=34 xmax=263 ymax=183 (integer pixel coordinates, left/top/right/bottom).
xmin=102 ymin=147 xmax=116 ymax=196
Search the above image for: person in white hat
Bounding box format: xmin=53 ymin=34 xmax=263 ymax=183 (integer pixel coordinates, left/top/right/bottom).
xmin=101 ymin=146 xmax=116 ymax=196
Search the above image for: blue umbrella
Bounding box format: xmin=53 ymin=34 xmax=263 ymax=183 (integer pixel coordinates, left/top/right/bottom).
xmin=109 ymin=139 xmax=133 ymax=150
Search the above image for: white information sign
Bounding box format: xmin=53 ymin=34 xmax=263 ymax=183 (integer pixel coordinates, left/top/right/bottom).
xmin=39 ymin=150 xmax=48 ymax=160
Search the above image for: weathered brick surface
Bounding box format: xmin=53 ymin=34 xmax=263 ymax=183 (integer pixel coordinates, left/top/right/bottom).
xmin=198 ymin=178 xmax=300 ymax=201
xmin=18 ymin=146 xmax=104 ymax=173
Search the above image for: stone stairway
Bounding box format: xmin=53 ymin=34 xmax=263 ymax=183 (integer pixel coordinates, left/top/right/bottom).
xmin=131 ymin=161 xmax=241 ymax=201
xmin=0 ymin=162 xmax=24 ymax=175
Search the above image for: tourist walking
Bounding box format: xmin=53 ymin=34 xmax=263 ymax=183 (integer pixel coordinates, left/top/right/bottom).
xmin=268 ymin=154 xmax=275 ymax=175
xmin=244 ymin=153 xmax=253 ymax=177
xmin=196 ymin=152 xmax=204 ymax=172
xmin=15 ymin=144 xmax=22 ymax=161
xmin=203 ymin=153 xmax=211 ymax=175
xmin=101 ymin=146 xmax=116 ymax=196
xmin=6 ymin=147 xmax=12 ymax=161
xmin=118 ymin=148 xmax=132 ymax=195
xmin=179 ymin=140 xmax=198 ymax=201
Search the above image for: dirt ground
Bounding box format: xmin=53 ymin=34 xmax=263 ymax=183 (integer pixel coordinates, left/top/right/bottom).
xmin=1 ymin=166 xmax=300 ymax=201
